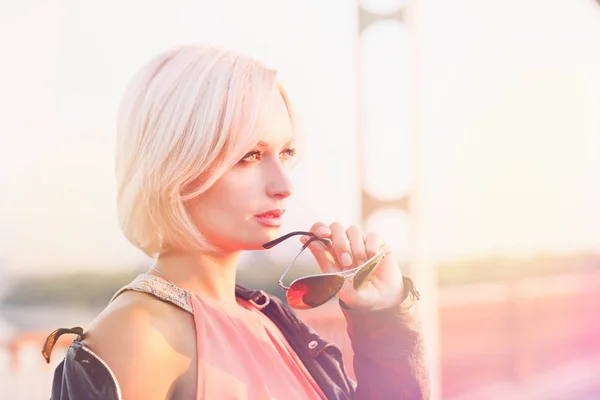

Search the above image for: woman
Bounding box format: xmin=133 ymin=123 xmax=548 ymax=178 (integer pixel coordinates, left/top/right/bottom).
xmin=43 ymin=44 xmax=429 ymax=399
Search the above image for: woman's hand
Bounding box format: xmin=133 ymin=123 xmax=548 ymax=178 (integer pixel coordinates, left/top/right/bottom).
xmin=301 ymin=222 xmax=405 ymax=310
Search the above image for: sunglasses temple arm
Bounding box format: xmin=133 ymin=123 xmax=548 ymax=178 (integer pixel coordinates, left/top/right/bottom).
xmin=277 ymin=262 xmax=292 ymax=290
xmin=277 ymin=251 xmax=302 ymax=290
xmin=278 ymin=243 xmax=311 ymax=290
xmin=263 ymin=231 xmax=315 ymax=249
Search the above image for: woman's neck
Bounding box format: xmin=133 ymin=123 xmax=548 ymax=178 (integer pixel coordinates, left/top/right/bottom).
xmin=153 ymin=249 xmax=241 ymax=307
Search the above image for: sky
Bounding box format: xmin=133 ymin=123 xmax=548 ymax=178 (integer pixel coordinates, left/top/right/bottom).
xmin=0 ymin=0 xmax=599 ymax=275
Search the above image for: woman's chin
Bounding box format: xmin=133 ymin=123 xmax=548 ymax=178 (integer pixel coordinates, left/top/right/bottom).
xmin=247 ymin=229 xmax=281 ymax=250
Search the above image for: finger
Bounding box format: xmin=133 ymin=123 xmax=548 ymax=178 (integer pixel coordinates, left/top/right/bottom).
xmin=301 ymin=221 xmax=332 ymax=256
xmin=364 ymin=231 xmax=383 ymax=258
xmin=299 ymin=234 xmax=327 ymax=252
xmin=346 ymin=225 xmax=367 ymax=267
xmin=329 ymin=222 xmax=353 ymax=268
xmin=307 ymin=221 xmax=332 ymax=238
xmin=300 ymin=235 xmax=336 ymax=273
xmin=363 ymin=232 xmax=393 ymax=283
xmin=298 ymin=223 xmax=335 ymax=273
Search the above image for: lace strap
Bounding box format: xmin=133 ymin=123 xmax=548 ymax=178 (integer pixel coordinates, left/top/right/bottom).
xmin=110 ymin=273 xmax=193 ymax=314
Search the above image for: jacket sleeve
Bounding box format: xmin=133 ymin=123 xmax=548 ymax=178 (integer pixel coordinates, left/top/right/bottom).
xmin=43 ymin=329 xmax=120 ymax=400
xmin=340 ymin=276 xmax=430 ymax=400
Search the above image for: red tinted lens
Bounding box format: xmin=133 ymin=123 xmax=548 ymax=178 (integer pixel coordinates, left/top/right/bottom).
xmin=353 ymin=252 xmax=384 ymax=290
xmin=287 ymin=274 xmax=345 ymax=309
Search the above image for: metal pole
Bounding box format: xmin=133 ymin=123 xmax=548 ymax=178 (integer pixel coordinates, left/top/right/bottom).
xmin=356 ymin=1 xmax=441 ymax=398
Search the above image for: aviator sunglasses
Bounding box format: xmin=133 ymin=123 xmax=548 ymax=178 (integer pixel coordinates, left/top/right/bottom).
xmin=262 ymin=231 xmax=385 ymax=309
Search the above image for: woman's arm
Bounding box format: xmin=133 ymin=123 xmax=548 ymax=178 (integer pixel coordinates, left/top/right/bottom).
xmin=82 ymin=292 xmax=194 ymax=400
xmin=300 ymin=222 xmax=430 ymax=398
xmin=341 ymin=277 xmax=430 ymax=400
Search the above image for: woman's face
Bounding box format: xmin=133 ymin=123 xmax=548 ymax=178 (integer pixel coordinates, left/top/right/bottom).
xmin=187 ymin=92 xmax=296 ymax=252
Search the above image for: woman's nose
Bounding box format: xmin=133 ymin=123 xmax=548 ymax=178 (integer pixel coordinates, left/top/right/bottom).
xmin=266 ymin=164 xmax=294 ymax=199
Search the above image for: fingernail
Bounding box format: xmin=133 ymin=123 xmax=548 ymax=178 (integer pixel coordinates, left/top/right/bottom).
xmin=309 ymin=241 xmax=327 ymax=251
xmin=300 ymin=236 xmax=307 ymax=244
xmin=341 ymin=252 xmax=352 ymax=267
xmin=318 ymin=227 xmax=330 ymax=235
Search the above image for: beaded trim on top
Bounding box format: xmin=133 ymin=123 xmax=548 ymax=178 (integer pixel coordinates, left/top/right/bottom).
xmin=110 ymin=273 xmax=193 ymax=314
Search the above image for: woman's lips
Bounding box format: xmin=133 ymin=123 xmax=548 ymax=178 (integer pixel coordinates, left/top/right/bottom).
xmin=254 ymin=209 xmax=285 ymax=227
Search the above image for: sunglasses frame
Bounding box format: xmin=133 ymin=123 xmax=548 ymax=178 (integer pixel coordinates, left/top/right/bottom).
xmin=262 ymin=231 xmax=386 ymax=307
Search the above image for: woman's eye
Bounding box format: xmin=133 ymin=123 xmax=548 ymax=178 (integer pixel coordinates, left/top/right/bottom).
xmin=280 ymin=148 xmax=296 ymax=161
xmin=240 ymin=148 xmax=295 ymax=165
xmin=241 ymin=151 xmax=262 ymax=164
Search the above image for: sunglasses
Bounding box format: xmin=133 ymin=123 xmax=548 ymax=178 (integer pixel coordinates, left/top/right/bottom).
xmin=262 ymin=231 xmax=385 ymax=309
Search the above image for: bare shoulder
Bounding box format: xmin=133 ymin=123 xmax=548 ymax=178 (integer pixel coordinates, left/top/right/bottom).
xmin=83 ymin=290 xmax=197 ymax=400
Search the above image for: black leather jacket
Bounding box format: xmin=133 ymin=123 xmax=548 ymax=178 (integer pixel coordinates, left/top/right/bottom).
xmin=43 ymin=277 xmax=429 ymax=399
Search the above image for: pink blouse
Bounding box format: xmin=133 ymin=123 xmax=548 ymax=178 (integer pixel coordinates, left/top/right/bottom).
xmin=111 ymin=274 xmax=326 ymax=400
xmin=191 ymin=294 xmax=325 ymax=399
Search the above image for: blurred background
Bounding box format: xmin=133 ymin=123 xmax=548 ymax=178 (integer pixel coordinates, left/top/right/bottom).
xmin=1 ymin=0 xmax=600 ymax=399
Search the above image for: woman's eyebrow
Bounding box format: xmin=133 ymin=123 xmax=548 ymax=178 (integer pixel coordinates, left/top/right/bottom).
xmin=255 ymin=139 xmax=295 ymax=149
xmin=256 ymin=141 xmax=269 ymax=148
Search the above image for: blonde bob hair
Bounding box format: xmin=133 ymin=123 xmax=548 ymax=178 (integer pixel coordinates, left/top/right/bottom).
xmin=115 ymin=44 xmax=293 ymax=257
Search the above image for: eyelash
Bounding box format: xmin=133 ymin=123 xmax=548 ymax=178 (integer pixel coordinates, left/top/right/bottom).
xmin=240 ymin=148 xmax=297 ymax=164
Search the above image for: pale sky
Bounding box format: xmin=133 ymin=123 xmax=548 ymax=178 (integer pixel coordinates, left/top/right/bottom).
xmin=0 ymin=0 xmax=599 ymax=274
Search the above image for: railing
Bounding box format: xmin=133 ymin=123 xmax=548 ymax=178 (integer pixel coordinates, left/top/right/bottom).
xmin=299 ymin=271 xmax=600 ymax=399
xmin=0 ymin=333 xmax=70 ymax=399
xmin=2 ymin=271 xmax=600 ymax=399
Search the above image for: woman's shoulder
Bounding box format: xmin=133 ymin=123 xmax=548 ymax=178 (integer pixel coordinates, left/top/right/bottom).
xmin=85 ymin=273 xmax=194 ymax=343
xmin=89 ymin=288 xmax=182 ymax=329
xmin=80 ymin=289 xmax=196 ymax=399
xmin=84 ymin=287 xmax=194 ymax=352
